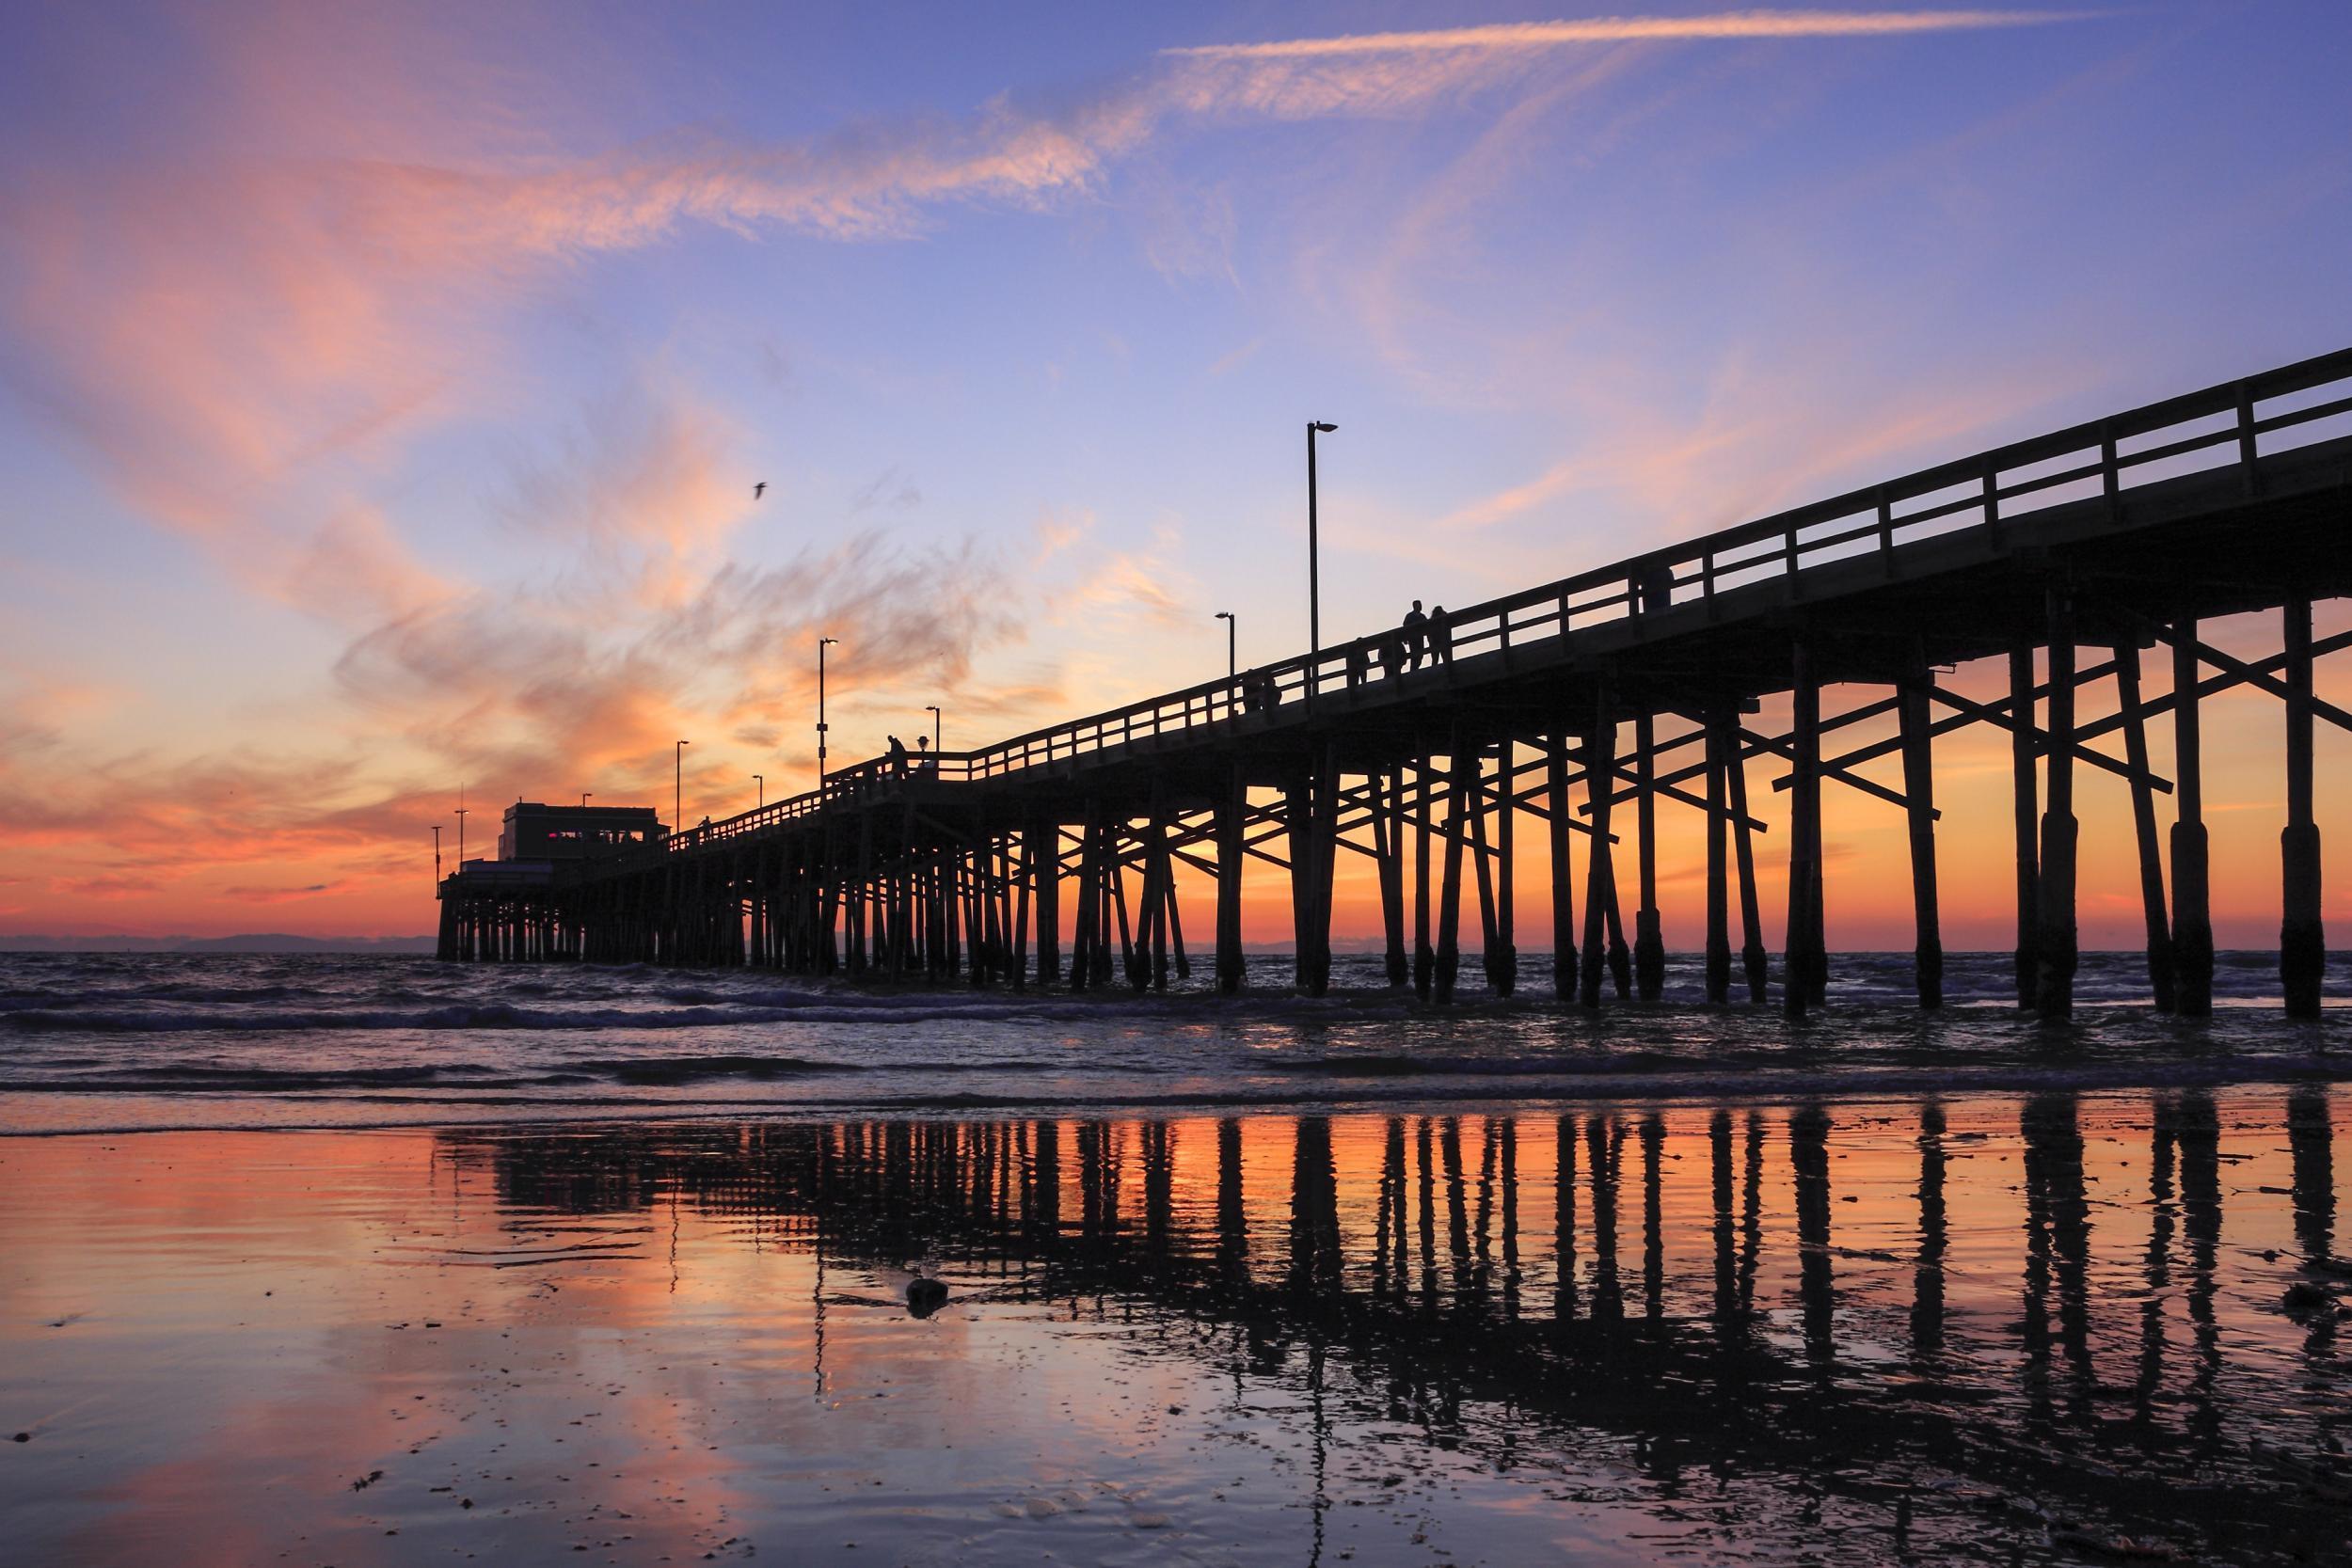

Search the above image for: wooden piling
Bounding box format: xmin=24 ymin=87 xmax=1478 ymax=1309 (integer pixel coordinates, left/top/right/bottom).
xmin=2010 ymin=644 xmax=2041 ymax=1008
xmin=2281 ymin=596 xmax=2325 ymax=1019
xmin=1437 ymin=743 xmax=1470 ymax=1004
xmin=1898 ymin=663 xmax=1943 ymax=1009
xmin=2112 ymin=641 xmax=2174 ymax=1011
xmin=2169 ymin=619 xmax=2214 ymax=1016
xmin=1785 ymin=640 xmax=1821 ymax=1020
xmin=1495 ymin=741 xmax=1518 ymax=996
xmin=1704 ymin=716 xmax=1731 ymax=1005
xmin=1633 ymin=712 xmax=1665 ymax=1001
xmin=1414 ymin=752 xmax=1435 ymax=1001
xmin=1580 ymin=703 xmax=1615 ymax=1011
xmin=1725 ymin=728 xmax=1768 ymax=1003
xmin=1377 ymin=767 xmax=1408 ymax=988
xmin=1036 ymin=817 xmax=1062 ymax=988
xmin=2037 ymin=588 xmax=2079 ymax=1022
xmin=1547 ymin=735 xmax=1575 ymax=1002
xmin=1216 ymin=768 xmax=1247 ymax=994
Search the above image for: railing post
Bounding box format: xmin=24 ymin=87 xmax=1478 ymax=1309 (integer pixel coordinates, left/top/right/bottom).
xmin=2237 ymin=382 xmax=2260 ymax=498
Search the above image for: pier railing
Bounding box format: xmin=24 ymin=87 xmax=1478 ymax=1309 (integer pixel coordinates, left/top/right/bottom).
xmin=668 ymin=345 xmax=2352 ymax=855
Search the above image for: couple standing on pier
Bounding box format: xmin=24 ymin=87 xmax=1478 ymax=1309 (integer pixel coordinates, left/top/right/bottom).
xmin=1353 ymin=600 xmax=1453 ymax=685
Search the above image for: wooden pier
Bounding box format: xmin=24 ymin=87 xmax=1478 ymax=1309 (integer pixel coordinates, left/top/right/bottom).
xmin=438 ymin=348 xmax=2352 ymax=1018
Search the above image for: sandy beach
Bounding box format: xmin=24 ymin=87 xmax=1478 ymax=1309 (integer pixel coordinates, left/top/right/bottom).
xmin=6 ymin=1087 xmax=2347 ymax=1566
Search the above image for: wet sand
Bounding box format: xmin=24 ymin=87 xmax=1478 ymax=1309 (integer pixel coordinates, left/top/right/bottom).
xmin=4 ymin=1088 xmax=2348 ymax=1565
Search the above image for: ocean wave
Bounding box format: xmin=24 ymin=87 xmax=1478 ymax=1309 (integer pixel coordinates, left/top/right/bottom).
xmin=0 ymin=999 xmax=1068 ymax=1035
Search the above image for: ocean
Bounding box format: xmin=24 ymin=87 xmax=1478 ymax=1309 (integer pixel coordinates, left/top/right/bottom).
xmin=0 ymin=949 xmax=2343 ymax=1134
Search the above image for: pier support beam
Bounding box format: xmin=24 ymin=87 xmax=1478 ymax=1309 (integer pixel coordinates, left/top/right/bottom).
xmin=1548 ymin=735 xmax=1576 ymax=1002
xmin=1726 ymin=724 xmax=1768 ymax=1003
xmin=1703 ymin=716 xmax=1732 ymax=1005
xmin=1785 ymin=640 xmax=1822 ymax=1020
xmin=2010 ymin=644 xmax=2042 ymax=1009
xmin=1437 ymin=743 xmax=1470 ymax=1004
xmin=1414 ymin=752 xmax=1435 ymax=1001
xmin=1494 ymin=741 xmax=1518 ymax=997
xmin=2282 ymin=597 xmax=2326 ymax=1019
xmin=1898 ymin=663 xmax=1943 ymax=1009
xmin=1580 ymin=704 xmax=1616 ymax=1010
xmin=2170 ymin=620 xmax=2214 ymax=1017
xmin=1216 ymin=769 xmax=1248 ymax=994
xmin=2113 ymin=642 xmax=2174 ymax=1011
xmin=1377 ymin=767 xmax=1408 ymax=988
xmin=2037 ymin=588 xmax=2080 ymax=1022
xmin=1633 ymin=713 xmax=1666 ymax=1001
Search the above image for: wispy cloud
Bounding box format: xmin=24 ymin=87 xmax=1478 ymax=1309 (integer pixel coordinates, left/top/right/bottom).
xmin=1165 ymin=9 xmax=2096 ymax=60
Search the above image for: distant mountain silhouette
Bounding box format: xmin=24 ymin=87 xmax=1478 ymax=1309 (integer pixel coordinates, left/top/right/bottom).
xmin=0 ymin=933 xmax=437 ymax=955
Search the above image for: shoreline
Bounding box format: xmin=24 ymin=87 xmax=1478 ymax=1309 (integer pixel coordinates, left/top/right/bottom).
xmin=6 ymin=1046 xmax=2348 ymax=1138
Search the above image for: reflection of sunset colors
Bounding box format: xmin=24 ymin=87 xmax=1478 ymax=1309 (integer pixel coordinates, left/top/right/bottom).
xmin=3 ymin=5 xmax=2348 ymax=942
xmin=3 ymin=1094 xmax=2344 ymax=1562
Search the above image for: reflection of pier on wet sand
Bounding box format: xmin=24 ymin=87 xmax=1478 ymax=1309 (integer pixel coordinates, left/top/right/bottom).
xmin=419 ymin=1086 xmax=2352 ymax=1563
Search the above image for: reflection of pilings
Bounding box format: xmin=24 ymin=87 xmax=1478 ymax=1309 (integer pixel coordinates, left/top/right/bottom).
xmin=433 ymin=1096 xmax=2345 ymax=1560
xmin=1143 ymin=1121 xmax=1174 ymax=1259
xmin=1217 ymin=1117 xmax=1247 ymax=1285
xmin=2171 ymin=1092 xmax=2224 ymax=1452
xmin=2133 ymin=1104 xmax=2176 ymax=1423
xmin=1710 ymin=1111 xmax=1736 ymax=1338
xmin=1554 ymin=1114 xmax=1580 ymax=1324
xmin=2288 ymin=1086 xmax=2337 ymax=1357
xmin=1587 ymin=1116 xmax=1624 ymax=1323
xmin=1739 ymin=1112 xmax=1764 ymax=1317
xmin=1911 ymin=1101 xmax=1947 ymax=1367
xmin=1375 ymin=1117 xmax=1406 ymax=1300
xmin=1790 ymin=1104 xmax=1833 ymax=1370
xmin=1441 ymin=1118 xmax=1471 ymax=1299
xmin=1642 ymin=1113 xmax=1665 ymax=1323
xmin=1290 ymin=1117 xmax=1342 ymax=1294
xmin=2022 ymin=1093 xmax=2094 ymax=1422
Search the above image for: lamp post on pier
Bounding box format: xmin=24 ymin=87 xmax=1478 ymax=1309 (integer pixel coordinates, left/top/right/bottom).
xmin=754 ymin=773 xmax=764 ymax=809
xmin=454 ymin=799 xmax=469 ymax=866
xmin=432 ymin=825 xmax=442 ymax=886
xmin=925 ymin=705 xmax=942 ymax=755
xmin=675 ymin=739 xmax=690 ymax=832
xmin=818 ymin=637 xmax=838 ymax=785
xmin=1215 ymin=610 xmax=1236 ymax=680
xmin=581 ymin=792 xmax=592 ymax=807
xmin=1307 ymin=420 xmax=1337 ymax=692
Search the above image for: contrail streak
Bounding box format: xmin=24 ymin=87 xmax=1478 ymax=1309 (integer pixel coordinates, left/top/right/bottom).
xmin=1165 ymin=8 xmax=2098 ymax=59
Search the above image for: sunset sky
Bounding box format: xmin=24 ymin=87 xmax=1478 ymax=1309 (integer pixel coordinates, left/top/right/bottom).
xmin=3 ymin=1 xmax=2348 ymax=944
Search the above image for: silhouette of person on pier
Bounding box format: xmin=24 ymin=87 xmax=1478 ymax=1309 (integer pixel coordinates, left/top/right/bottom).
xmin=887 ymin=735 xmax=910 ymax=777
xmin=1402 ymin=600 xmax=1428 ymax=670
xmin=1427 ymin=604 xmax=1454 ymax=665
xmin=1378 ymin=632 xmax=1405 ymax=683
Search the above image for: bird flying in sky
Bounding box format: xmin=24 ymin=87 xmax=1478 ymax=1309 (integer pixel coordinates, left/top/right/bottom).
xmin=753 ymin=482 xmax=767 ymax=499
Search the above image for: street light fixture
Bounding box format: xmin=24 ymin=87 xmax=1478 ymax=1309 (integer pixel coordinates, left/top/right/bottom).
xmin=675 ymin=739 xmax=690 ymax=831
xmin=1214 ymin=610 xmax=1236 ymax=681
xmin=925 ymin=705 xmax=942 ymax=754
xmin=454 ymin=790 xmax=469 ymax=866
xmin=1307 ymin=420 xmax=1337 ymax=670
xmin=754 ymin=773 xmax=764 ymax=809
xmin=581 ymin=792 xmax=592 ymax=807
xmin=818 ymin=637 xmax=839 ymax=784
xmin=432 ymin=825 xmax=442 ymax=885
